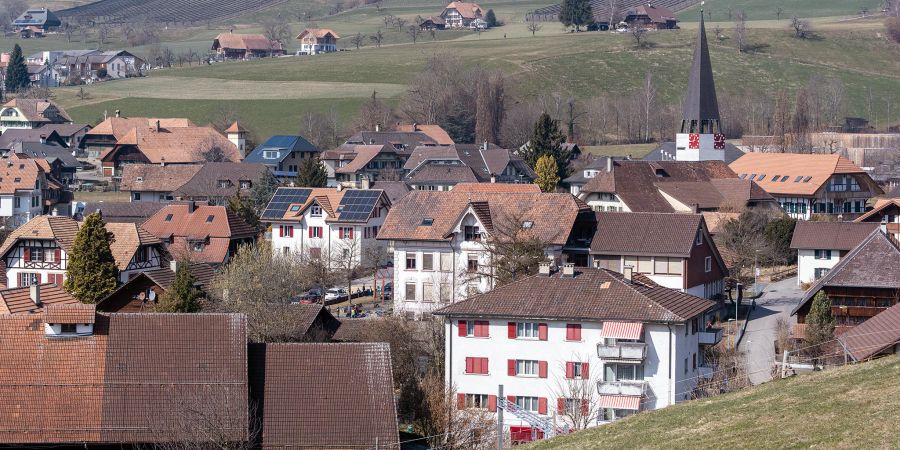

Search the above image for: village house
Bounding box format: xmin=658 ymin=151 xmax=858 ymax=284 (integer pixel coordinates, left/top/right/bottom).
xmin=120 ymin=164 xmax=201 ymax=203
xmin=855 ymin=197 xmax=900 ymax=241
xmin=99 ymin=121 xmax=242 ymax=178
xmin=12 ymin=8 xmax=61 ymax=37
xmin=394 ymin=123 xmax=455 ymax=145
xmin=243 ymin=134 xmax=319 ymax=177
xmin=838 ymin=301 xmax=900 ymax=362
xmin=9 ymin=141 xmax=81 ymax=184
xmin=0 ymin=129 xmax=68 ymax=154
xmin=345 ymin=129 xmax=442 ymax=149
xmin=564 ymin=157 xmax=612 ymax=197
xmin=377 ymin=185 xmax=594 ymax=318
xmin=791 ymin=229 xmax=900 ymax=331
xmin=212 ymin=32 xmax=285 ymax=59
xmin=589 ymin=212 xmax=728 ymax=300
xmin=0 ymin=99 xmax=71 ymax=133
xmin=729 ymin=153 xmax=882 ymax=220
xmin=141 ymin=202 xmax=257 ymax=265
xmin=120 ymin=162 xmax=264 ymax=205
xmin=0 ymin=159 xmax=51 ymax=227
xmin=434 ymin=264 xmax=719 ymax=441
xmin=296 ymin=28 xmax=340 ymax=54
xmin=40 ymin=123 xmax=91 ymax=148
xmin=263 ymin=186 xmax=390 ymax=267
xmin=577 ymin=159 xmax=774 ymax=213
xmin=53 ymin=50 xmax=147 ymax=84
xmin=625 ymin=3 xmax=678 ymax=29
xmin=440 ymin=1 xmax=484 ymax=28
xmin=403 ymin=143 xmax=536 ymax=191
xmin=321 ymin=144 xmax=406 ymax=188
xmin=0 ymin=215 xmax=166 ymax=288
xmin=789 ymin=221 xmax=879 ymax=285
xmin=0 ymin=283 xmax=78 ymax=315
xmin=97 ymin=261 xmax=216 ymax=312
xmin=79 ymin=114 xmax=195 ymax=158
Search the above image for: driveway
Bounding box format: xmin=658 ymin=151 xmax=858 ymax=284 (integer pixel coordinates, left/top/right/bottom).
xmin=739 ymin=278 xmax=804 ymax=385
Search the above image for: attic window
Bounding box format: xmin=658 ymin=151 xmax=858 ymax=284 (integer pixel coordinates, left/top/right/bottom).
xmin=522 ymin=221 xmax=534 ymax=229
xmin=240 ymin=180 xmax=252 ymax=189
xmin=136 ymin=176 xmax=143 ymax=182
xmin=164 ymin=213 xmax=174 ymax=222
xmin=794 ymin=176 xmax=803 ymax=182
xmin=780 ymin=176 xmax=789 ymax=182
xmin=206 ymin=215 xmax=215 ymax=223
xmin=263 ymin=151 xmax=280 ymax=159
xmin=19 ymin=164 xmax=24 ymax=169
xmin=421 ymin=218 xmax=434 ymax=226
xmin=750 ymin=173 xmax=757 ymax=180
xmin=803 ymin=176 xmax=812 ymax=183
xmin=14 ymin=177 xmax=21 ymax=182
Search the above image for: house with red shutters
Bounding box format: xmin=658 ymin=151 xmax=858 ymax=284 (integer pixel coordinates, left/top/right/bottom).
xmin=434 ymin=262 xmax=718 ymax=443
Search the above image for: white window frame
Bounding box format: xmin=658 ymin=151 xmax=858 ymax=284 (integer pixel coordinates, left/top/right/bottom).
xmin=516 ymin=359 xmax=539 ymax=377
xmin=516 ymin=322 xmax=539 ymax=338
xmin=704 ymin=256 xmax=712 ymax=273
xmin=515 ymin=396 xmax=539 ymax=412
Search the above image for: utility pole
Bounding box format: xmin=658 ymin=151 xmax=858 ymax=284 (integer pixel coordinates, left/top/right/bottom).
xmin=497 ymin=384 xmax=504 ymax=449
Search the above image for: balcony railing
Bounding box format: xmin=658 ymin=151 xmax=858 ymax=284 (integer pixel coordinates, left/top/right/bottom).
xmin=698 ymin=328 xmax=723 ymax=346
xmin=597 ymin=341 xmax=647 ymax=360
xmin=597 ymin=379 xmax=647 ymax=396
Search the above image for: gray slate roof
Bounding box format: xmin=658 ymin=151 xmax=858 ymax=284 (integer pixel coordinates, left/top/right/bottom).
xmin=683 ymin=13 xmax=720 ymax=122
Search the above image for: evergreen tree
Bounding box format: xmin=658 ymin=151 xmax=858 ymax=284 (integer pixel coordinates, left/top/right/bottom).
xmin=4 ymin=44 xmax=29 ymax=93
xmin=805 ymin=291 xmax=835 ymax=347
xmin=520 ymin=112 xmax=571 ymax=179
xmin=535 ymin=154 xmax=560 ymax=192
xmin=227 ymin=191 xmax=259 ymax=229
xmin=574 ymin=0 xmax=594 ymax=30
xmin=485 ymin=9 xmax=498 ymax=27
xmin=156 ymin=260 xmax=202 ymax=313
xmin=249 ymin=167 xmax=280 ymax=216
xmin=64 ymin=213 xmax=119 ymax=304
xmin=295 ymin=156 xmax=328 ymax=187
xmin=559 ymin=0 xmax=576 ymax=28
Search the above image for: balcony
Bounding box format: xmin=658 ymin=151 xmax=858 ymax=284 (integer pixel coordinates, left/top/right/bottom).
xmin=597 ymin=379 xmax=647 ymax=396
xmin=597 ymin=341 xmax=647 ymax=360
xmin=698 ymin=328 xmax=723 ymax=346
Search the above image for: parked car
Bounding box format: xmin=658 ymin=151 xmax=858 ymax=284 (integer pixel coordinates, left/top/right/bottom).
xmin=376 ymin=282 xmax=393 ymax=300
xmin=324 ymin=288 xmax=348 ymax=303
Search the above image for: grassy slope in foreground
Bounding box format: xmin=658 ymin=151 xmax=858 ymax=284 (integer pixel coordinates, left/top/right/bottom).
xmin=530 ymin=356 xmax=900 ymax=449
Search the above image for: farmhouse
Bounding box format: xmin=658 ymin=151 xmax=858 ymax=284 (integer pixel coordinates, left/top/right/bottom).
xmin=54 ymin=50 xmax=146 ymax=83
xmin=855 ymin=197 xmax=900 ymax=241
xmin=212 ymin=32 xmax=285 ymax=59
xmin=625 ymin=3 xmax=678 ymax=29
xmin=838 ymin=301 xmax=900 ymax=362
xmin=9 ymin=141 xmax=81 ymax=184
xmin=0 ymin=99 xmax=71 ymax=133
xmin=80 ymin=115 xmax=195 ymax=158
xmin=729 ymin=153 xmax=882 ymax=220
xmin=12 ymin=8 xmax=61 ymax=36
xmin=141 ymin=202 xmax=257 ymax=265
xmin=120 ymin=162 xmax=264 ymax=205
xmin=440 ymin=2 xmax=484 ymax=28
xmin=0 ymin=159 xmax=51 ymax=227
xmin=435 ymin=264 xmax=718 ymax=440
xmin=297 ymin=28 xmax=340 ymax=54
xmin=789 ymin=221 xmax=879 ymax=286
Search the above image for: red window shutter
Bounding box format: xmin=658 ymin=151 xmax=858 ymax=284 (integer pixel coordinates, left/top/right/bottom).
xmin=538 ymin=397 xmax=548 ymax=415
xmin=54 ymin=248 xmax=61 ymax=262
xmin=479 ymin=358 xmax=489 ymax=374
xmin=539 ymin=361 xmax=548 ymax=378
xmin=23 ymin=247 xmax=30 ymax=262
xmin=538 ymin=323 xmax=548 ymax=341
xmin=507 ymin=395 xmax=516 ymax=404
xmin=278 ymin=226 xmax=283 ymax=237
xmin=476 ymin=321 xmax=489 ymax=337
xmin=465 ymin=357 xmax=474 ymax=374
xmin=580 ymin=399 xmax=589 ymax=416
xmin=557 ymin=398 xmax=566 ymax=414
xmin=582 ymin=362 xmax=590 ymax=379
xmin=508 ymin=322 xmax=516 ymax=339
xmin=288 ymin=226 xmax=293 ymax=237
xmin=507 ymin=359 xmax=516 ymax=376
xmin=457 ymin=393 xmax=465 ymax=410
xmin=572 ymin=324 xmax=582 ymax=341
xmin=339 ymin=228 xmax=344 ymax=239
xmin=488 ymin=395 xmax=497 ymax=412
xmin=565 ymin=362 xmax=574 ymax=379
xmin=349 ymin=228 xmax=354 ymax=239
xmin=565 ymin=324 xmax=572 ymax=340
xmin=458 ymin=320 xmax=467 ymax=337
xmin=308 ymin=227 xmax=313 ymax=238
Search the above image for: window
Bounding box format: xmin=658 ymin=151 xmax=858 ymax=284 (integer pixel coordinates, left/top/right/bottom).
xmin=624 ymin=256 xmax=652 ymax=274
xmin=696 ymin=232 xmax=702 ymax=246
xmin=29 ymin=247 xmax=44 ymax=262
xmin=440 ymin=253 xmax=453 ymax=272
xmin=465 ymin=357 xmax=489 ymax=374
xmin=654 ymin=257 xmax=684 ymax=275
xmin=516 ymin=322 xmax=539 ymax=338
xmin=311 ymin=205 xmax=322 ymax=217
xmin=814 ymin=249 xmax=831 ymax=260
xmin=421 ymin=218 xmax=434 ymax=226
xmin=217 ymin=180 xmax=232 ymax=188
xmin=339 ymin=227 xmax=353 ymax=239
xmin=240 ymin=180 xmax=251 ymax=189
xmin=704 ymin=256 xmax=712 ymax=273
xmin=308 ymin=226 xmax=323 ymax=238
xmin=423 ymin=282 xmax=434 ymax=302
xmin=405 ymin=253 xmax=417 ymax=270
xmin=192 ymin=242 xmax=204 ymax=252
xmin=31 ymin=196 xmax=38 ymax=208
xmin=60 ymin=323 xmax=77 ymax=334
xmin=280 ymin=225 xmax=294 ymax=238
xmin=14 ymin=197 xmax=20 ymax=209
xmin=164 ymin=214 xmax=174 ymax=222
xmin=133 ymin=192 xmax=141 ymax=201
xmin=565 ymin=323 xmax=582 ymax=341
xmin=516 ymin=360 xmax=539 ymax=376
xmin=18 ymin=272 xmax=39 ymax=287
xmin=814 ymin=268 xmax=830 ymax=279
xmin=422 ymin=253 xmax=434 ymax=271
xmin=309 ymin=247 xmax=322 ymax=259
xmin=44 ymin=248 xmax=57 ymax=263
xmin=692 ymin=353 xmax=697 ymax=370
xmin=134 ymin=247 xmax=148 ymax=263
xmin=290 ymin=205 xmax=301 ymax=212
xmin=405 ymin=282 xmax=417 ymax=301
xmin=206 ymin=214 xmax=215 ymax=223
xmin=460 ymin=320 xmax=489 ymax=337
xmin=465 ymin=393 xmax=490 ymax=408
xmin=572 ymin=362 xmax=584 ymax=378
xmin=467 ymin=253 xmax=478 ymax=273
xmin=604 ymin=363 xmax=644 ymax=382
xmin=464 ymin=225 xmax=481 ymax=241
xmin=515 ymin=396 xmax=539 ymax=412
xmin=263 ymin=150 xmax=280 ymax=159
xmin=283 ymin=247 xmax=290 ymax=255
xmin=603 ymin=408 xmax=636 ymax=421
xmin=440 ymin=283 xmax=452 ymax=302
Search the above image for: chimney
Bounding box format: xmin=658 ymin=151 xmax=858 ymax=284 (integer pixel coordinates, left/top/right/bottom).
xmin=482 ymin=141 xmax=488 ymax=151
xmin=538 ymin=260 xmax=551 ymax=276
xmin=490 ymin=175 xmax=496 ymax=183
xmin=412 ymin=122 xmax=418 ymax=131
xmin=152 ymin=120 xmax=160 ymax=132
xmin=623 ymin=265 xmax=633 ymax=283
xmin=562 ymin=262 xmax=575 ymax=277
xmin=187 ymin=201 xmax=196 ymax=213
xmin=375 ymin=124 xmax=380 ymax=132
xmin=336 ymin=184 xmax=343 ymax=192
xmin=115 ymin=109 xmax=120 ymax=118
xmin=30 ymin=284 xmax=41 ymax=306
xmin=170 ymin=259 xmax=178 ymax=273
xmin=160 ymin=157 xmax=166 ymax=167
xmin=51 ymin=207 xmax=58 ymax=216
xmin=39 ymin=134 xmax=47 ymax=144
xmin=607 ymin=157 xmax=613 ymax=173
xmin=361 ymin=176 xmax=370 ymax=190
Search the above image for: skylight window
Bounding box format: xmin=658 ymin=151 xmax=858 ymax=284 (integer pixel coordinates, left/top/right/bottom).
xmin=522 ymin=221 xmax=534 ymax=229
xmin=772 ymin=175 xmax=780 ymax=181
xmin=803 ymin=176 xmax=812 ymax=183
xmin=795 ymin=176 xmax=803 ymax=182
xmin=750 ymin=174 xmax=757 ymax=180
xmin=739 ymin=174 xmax=747 ymax=179
xmin=164 ymin=214 xmax=173 ymax=222
xmin=206 ymin=215 xmax=215 ymax=223
xmin=421 ymin=218 xmax=434 ymax=226
xmin=757 ymin=174 xmax=766 ymax=181
xmin=780 ymin=176 xmax=789 ymax=182
xmin=289 ymin=205 xmax=301 ymax=212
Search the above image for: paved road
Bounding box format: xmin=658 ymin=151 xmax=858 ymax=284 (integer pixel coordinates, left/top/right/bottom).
xmin=739 ymin=278 xmax=804 ymax=385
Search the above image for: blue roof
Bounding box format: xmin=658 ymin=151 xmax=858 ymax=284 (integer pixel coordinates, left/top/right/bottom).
xmin=244 ymin=135 xmax=319 ymax=164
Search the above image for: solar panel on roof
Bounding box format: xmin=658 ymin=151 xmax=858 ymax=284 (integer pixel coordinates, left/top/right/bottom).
xmin=338 ymin=190 xmax=379 ymax=221
xmin=261 ymin=187 xmax=312 ymax=220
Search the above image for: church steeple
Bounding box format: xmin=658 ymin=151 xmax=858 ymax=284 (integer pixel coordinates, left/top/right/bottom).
xmin=680 ymin=9 xmax=721 ymax=134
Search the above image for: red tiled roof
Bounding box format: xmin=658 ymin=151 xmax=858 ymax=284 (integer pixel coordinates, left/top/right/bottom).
xmin=0 ymin=283 xmax=78 ymax=315
xmin=104 ymin=125 xmax=242 ymax=164
xmin=435 ymin=268 xmax=715 ymax=323
xmin=729 ymin=153 xmax=878 ymax=197
xmin=142 ymin=204 xmax=256 ymax=264
xmin=215 ymin=32 xmax=284 ymax=51
xmin=0 ymin=158 xmax=43 ymax=195
xmin=87 ymin=117 xmax=195 ymax=140
xmin=0 ymin=215 xmax=80 ymax=257
xmin=44 ymin=303 xmax=95 ymax=324
xmin=395 ymin=123 xmax=454 ymax=145
xmin=453 ymin=182 xmax=541 ymax=193
xmin=444 ymin=1 xmax=484 ymax=19
xmin=296 ymin=28 xmax=341 ymax=39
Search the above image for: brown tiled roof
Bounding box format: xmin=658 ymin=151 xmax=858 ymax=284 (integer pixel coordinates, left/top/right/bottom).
xmin=729 ymin=153 xmax=877 ymax=197
xmin=332 ymin=319 xmax=368 ymax=342
xmin=38 ymin=123 xmax=91 ymax=137
xmin=345 ymin=131 xmax=437 ymax=150
xmin=855 ymin=198 xmax=900 ymax=223
xmin=105 ymin=222 xmax=164 ymax=270
xmin=444 ymin=1 xmax=483 ymax=19
xmin=334 ymin=144 xmax=390 ymax=174
xmin=581 ymin=160 xmax=738 ymax=212
xmin=0 ymin=128 xmax=66 ymax=149
xmin=0 ymin=283 xmax=78 ymax=315
xmin=142 ymin=263 xmax=216 ymax=291
xmin=378 ymin=190 xmax=588 ymax=244
xmin=44 ymin=303 xmax=95 ymax=324
xmin=296 ymin=28 xmax=341 ymax=39
xmin=839 ymin=302 xmax=900 ymax=361
xmin=404 ymin=144 xmax=533 ymax=183
xmin=87 ymin=117 xmax=195 ymax=140
xmin=249 ymin=342 xmax=398 ymax=449
xmin=105 ymin=126 xmax=242 ymax=164
xmin=395 ymin=123 xmax=454 ymax=145
xmin=590 ymin=212 xmax=703 ymax=257
xmin=82 ymin=202 xmax=166 ymax=224
xmin=789 ymin=221 xmax=880 ymax=251
xmin=119 ymin=163 xmax=202 ymax=192
xmin=0 ymin=215 xmax=80 ymax=257
xmin=224 ymin=121 xmax=247 ymax=133
xmin=142 ymin=204 xmax=257 ymax=240
xmin=2 ymin=98 xmax=71 ymax=123
xmin=0 ymin=158 xmax=42 ymax=195
xmin=435 ymin=268 xmax=715 ymax=323
xmin=406 ymin=164 xmax=478 ymax=183
xmin=656 ymin=182 xmax=726 ymax=209
xmin=634 ymin=3 xmax=676 ymax=23
xmin=793 ymin=230 xmax=900 ymax=314
xmin=173 ymin=162 xmax=266 ymax=198
xmin=453 ymin=182 xmax=541 ymax=193
xmin=370 ymin=181 xmax=411 ymax=203
xmin=215 ymin=32 xmax=284 ymax=51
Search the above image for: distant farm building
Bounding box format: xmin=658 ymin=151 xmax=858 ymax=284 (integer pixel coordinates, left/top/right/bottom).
xmin=13 ymin=8 xmax=61 ymax=37
xmin=527 ymin=0 xmax=697 ymax=30
xmin=296 ymin=29 xmax=340 ymax=55
xmin=212 ymin=32 xmax=285 ymax=59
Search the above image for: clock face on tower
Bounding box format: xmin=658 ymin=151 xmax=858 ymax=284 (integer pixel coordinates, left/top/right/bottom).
xmin=688 ymin=134 xmax=700 ymax=149
xmin=714 ymin=134 xmax=726 ymax=150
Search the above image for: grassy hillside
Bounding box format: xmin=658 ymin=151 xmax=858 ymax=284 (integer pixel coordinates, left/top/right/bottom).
xmin=678 ymin=0 xmax=884 ymax=21
xmin=530 ymin=356 xmax=900 ymax=449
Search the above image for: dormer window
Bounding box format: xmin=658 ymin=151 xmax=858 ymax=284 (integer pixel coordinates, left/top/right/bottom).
xmin=464 ymin=225 xmax=481 ymax=241
xmin=263 ymin=150 xmax=280 ymax=159
xmin=240 ymin=180 xmax=252 ymax=189
xmin=217 ymin=180 xmax=232 ymax=188
xmin=311 ymin=205 xmax=322 ymax=217
xmin=136 ymin=176 xmax=143 ymax=182
xmin=44 ymin=304 xmax=95 ymax=338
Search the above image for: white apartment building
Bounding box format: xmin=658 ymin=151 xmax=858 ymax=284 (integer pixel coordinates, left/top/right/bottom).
xmin=377 ymin=188 xmax=594 ymax=318
xmin=435 ymin=265 xmax=721 ymax=443
xmin=263 ymin=187 xmax=390 ymax=267
xmin=789 ymin=221 xmax=879 ymax=285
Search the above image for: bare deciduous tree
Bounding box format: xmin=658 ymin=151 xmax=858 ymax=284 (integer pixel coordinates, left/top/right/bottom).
xmin=369 ymin=29 xmax=384 ymax=47
xmin=262 ymin=16 xmax=292 ymax=55
xmin=641 ymin=70 xmax=657 ymax=143
xmin=734 ymin=10 xmax=747 ymax=52
xmin=527 ymin=20 xmax=542 ymax=36
xmin=349 ymin=32 xmax=366 ymax=49
xmin=406 ymin=24 xmax=422 ymax=43
xmin=395 ymin=16 xmax=408 ymax=32
xmin=552 ymin=356 xmax=602 ymax=430
xmin=458 ymin=210 xmax=551 ymax=289
xmin=775 ymin=6 xmax=784 ymax=20
xmin=475 ymin=69 xmax=505 ymax=145
xmin=790 ymin=16 xmax=810 ymax=38
xmin=631 ymin=26 xmax=647 ymax=47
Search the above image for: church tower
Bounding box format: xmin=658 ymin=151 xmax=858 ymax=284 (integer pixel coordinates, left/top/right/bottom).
xmin=676 ymin=10 xmax=725 ymax=161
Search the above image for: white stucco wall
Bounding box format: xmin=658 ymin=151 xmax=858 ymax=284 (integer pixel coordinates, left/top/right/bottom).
xmin=796 ymin=249 xmax=841 ymax=285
